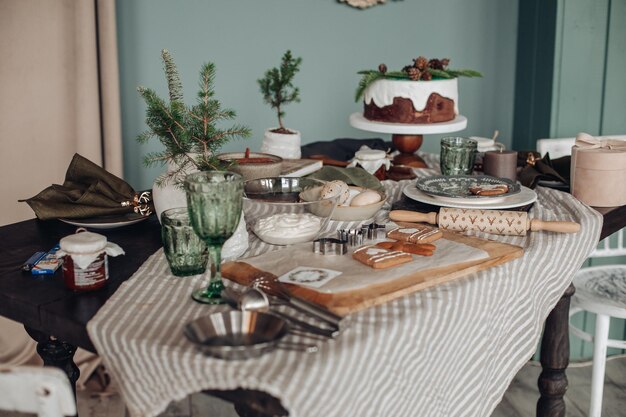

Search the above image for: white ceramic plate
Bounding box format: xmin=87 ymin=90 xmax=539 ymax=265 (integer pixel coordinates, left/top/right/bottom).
xmin=403 ymin=184 xmax=537 ymax=209
xmin=349 ymin=112 xmax=468 ymax=134
xmin=59 ymin=213 xmax=150 ymax=230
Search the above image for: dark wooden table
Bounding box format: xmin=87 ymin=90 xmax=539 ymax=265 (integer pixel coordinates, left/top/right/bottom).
xmin=0 ymin=203 xmax=623 ymax=417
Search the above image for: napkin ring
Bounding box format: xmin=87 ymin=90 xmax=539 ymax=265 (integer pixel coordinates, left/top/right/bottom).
xmin=121 ymin=191 xmax=153 ymax=216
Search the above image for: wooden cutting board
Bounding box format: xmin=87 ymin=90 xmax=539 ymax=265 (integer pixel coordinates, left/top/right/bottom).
xmin=222 ymin=228 xmax=523 ymax=316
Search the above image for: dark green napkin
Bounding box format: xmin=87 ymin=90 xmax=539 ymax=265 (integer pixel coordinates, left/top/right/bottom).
xmin=518 ymin=153 xmax=571 ymax=189
xmin=21 ymin=154 xmax=145 ymax=220
xmin=306 ymin=166 xmax=383 ymax=191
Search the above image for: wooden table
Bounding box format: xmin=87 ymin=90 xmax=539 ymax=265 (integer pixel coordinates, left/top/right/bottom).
xmin=0 ymin=204 xmax=623 ymax=417
xmin=536 ymin=204 xmax=625 ymax=417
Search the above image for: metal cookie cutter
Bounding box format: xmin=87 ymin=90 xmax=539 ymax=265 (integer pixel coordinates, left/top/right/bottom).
xmin=337 ymin=229 xmax=364 ymax=247
xmin=361 ymin=223 xmax=387 ymax=240
xmin=313 ymin=238 xmax=348 ymax=255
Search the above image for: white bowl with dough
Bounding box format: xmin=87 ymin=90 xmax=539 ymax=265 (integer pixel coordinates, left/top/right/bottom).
xmin=300 ymin=185 xmax=387 ymax=221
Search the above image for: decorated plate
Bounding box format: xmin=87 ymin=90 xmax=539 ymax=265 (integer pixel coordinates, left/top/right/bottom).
xmin=59 ymin=213 xmax=151 ymax=230
xmin=415 ymin=175 xmax=521 ymax=199
xmin=403 ymin=184 xmax=537 ymax=210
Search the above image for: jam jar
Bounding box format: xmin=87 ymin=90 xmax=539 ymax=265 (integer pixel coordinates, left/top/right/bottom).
xmin=347 ymin=148 xmax=391 ymax=181
xmin=58 ymin=229 xmax=123 ymax=291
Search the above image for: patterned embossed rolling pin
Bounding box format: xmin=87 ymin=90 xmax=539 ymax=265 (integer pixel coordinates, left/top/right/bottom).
xmin=389 ymin=208 xmax=580 ymax=236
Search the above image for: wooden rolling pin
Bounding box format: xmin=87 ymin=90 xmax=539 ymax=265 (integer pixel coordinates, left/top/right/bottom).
xmin=389 ymin=208 xmax=580 ymax=236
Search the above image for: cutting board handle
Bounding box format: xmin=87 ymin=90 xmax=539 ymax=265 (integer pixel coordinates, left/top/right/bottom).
xmin=389 ymin=210 xmax=438 ymax=225
xmin=529 ymin=220 xmax=581 ymax=233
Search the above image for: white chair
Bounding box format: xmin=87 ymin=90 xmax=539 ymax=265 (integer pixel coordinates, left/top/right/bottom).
xmin=536 ymin=136 xmax=626 ymax=417
xmin=569 ymin=237 xmax=626 ymax=417
xmin=0 ymin=366 xmax=76 ymax=417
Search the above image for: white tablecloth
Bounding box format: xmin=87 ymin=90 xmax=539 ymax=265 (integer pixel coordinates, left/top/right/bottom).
xmin=87 ymin=167 xmax=602 ymax=417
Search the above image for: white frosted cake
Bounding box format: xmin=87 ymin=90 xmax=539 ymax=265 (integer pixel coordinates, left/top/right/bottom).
xmin=363 ymin=78 xmax=458 ymax=124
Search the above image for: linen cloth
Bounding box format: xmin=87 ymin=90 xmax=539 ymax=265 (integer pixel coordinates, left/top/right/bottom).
xmin=87 ymin=161 xmax=602 ymax=417
xmin=22 ymin=154 xmax=142 ymax=220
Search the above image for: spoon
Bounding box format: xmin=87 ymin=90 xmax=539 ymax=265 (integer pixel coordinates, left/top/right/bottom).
xmin=239 ymin=288 xmax=271 ymax=313
xmin=239 ymin=288 xmax=339 ymax=339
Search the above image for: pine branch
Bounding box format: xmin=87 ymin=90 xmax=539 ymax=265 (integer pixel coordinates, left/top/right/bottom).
xmin=355 ymin=71 xmax=384 ymax=102
xmin=161 ymin=49 xmax=184 ymax=103
xmin=355 ymin=60 xmax=482 ymax=99
xmin=197 ymin=62 xmax=216 ymax=104
xmin=136 ymin=51 xmax=250 ymax=184
xmin=428 ymin=69 xmax=454 ymax=79
xmin=384 ymin=71 xmax=410 ymax=79
xmin=136 ymin=131 xmax=154 ymax=144
xmin=447 ymin=69 xmax=483 ymax=78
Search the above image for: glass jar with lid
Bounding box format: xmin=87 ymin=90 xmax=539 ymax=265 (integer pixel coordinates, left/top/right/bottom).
xmin=347 ymin=147 xmax=391 ymax=180
xmin=58 ymin=229 xmax=124 ymax=291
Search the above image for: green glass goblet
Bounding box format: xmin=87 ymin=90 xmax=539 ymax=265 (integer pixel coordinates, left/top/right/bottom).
xmin=184 ymin=171 xmax=243 ymax=304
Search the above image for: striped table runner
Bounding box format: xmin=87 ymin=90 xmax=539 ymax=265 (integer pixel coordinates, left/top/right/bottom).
xmin=87 ymin=168 xmax=602 ymax=417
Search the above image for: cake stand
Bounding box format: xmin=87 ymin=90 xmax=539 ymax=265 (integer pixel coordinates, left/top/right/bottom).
xmin=349 ymin=112 xmax=468 ymax=168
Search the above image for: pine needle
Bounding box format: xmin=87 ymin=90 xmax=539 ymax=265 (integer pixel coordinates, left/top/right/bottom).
xmin=355 ymin=72 xmax=384 ymax=102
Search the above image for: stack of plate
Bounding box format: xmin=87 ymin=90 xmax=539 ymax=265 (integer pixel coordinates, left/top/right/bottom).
xmin=403 ymin=175 xmax=537 ymax=209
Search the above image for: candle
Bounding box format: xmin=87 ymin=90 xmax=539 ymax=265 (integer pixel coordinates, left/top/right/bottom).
xmin=483 ymin=150 xmax=518 ymax=181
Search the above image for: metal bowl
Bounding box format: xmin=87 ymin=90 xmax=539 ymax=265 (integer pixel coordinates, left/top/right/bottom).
xmin=184 ymin=311 xmax=289 ymax=360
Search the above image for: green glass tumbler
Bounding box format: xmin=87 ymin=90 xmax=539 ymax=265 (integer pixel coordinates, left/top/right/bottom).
xmin=161 ymin=208 xmax=209 ymax=277
xmin=184 ymin=171 xmax=243 ymax=304
xmin=440 ymin=137 xmax=478 ymax=176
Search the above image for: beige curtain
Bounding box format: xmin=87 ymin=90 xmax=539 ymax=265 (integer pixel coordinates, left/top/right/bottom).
xmin=0 ymin=0 xmax=121 ymax=380
xmin=0 ymin=0 xmax=123 ymax=226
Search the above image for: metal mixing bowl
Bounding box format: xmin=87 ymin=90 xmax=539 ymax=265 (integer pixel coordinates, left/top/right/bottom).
xmin=184 ymin=310 xmax=289 ymax=360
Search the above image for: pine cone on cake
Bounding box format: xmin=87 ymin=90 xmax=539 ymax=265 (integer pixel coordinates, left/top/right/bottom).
xmin=428 ymin=58 xmax=444 ymax=70
xmin=405 ymin=67 xmax=421 ymax=81
xmin=378 ymin=63 xmax=387 ymax=74
xmin=441 ymin=58 xmax=450 ymax=69
xmin=421 ymin=70 xmax=433 ymax=81
xmin=413 ymin=56 xmax=428 ymax=70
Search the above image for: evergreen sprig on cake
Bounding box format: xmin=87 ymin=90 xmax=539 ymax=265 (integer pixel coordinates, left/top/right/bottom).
xmin=137 ymin=49 xmax=251 ymax=186
xmin=355 ymin=56 xmax=482 ymax=102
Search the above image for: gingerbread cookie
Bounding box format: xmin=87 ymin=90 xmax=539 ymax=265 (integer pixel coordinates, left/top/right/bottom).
xmin=376 ymin=241 xmax=435 ymax=256
xmin=387 ymin=225 xmax=442 ymax=244
xmin=469 ymin=184 xmax=509 ymax=196
xmin=352 ymin=245 xmax=413 ymax=269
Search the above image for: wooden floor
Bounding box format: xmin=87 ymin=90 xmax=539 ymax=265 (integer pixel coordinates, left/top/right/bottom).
xmin=3 ymin=356 xmax=625 ymax=416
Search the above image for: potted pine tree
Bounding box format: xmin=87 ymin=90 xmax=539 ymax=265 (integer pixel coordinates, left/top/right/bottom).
xmin=136 ymin=49 xmax=251 ymax=258
xmin=258 ymin=50 xmax=303 ymax=159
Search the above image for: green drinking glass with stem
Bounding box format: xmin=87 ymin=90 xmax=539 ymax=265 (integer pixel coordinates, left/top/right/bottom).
xmin=184 ymin=171 xmax=244 ymax=304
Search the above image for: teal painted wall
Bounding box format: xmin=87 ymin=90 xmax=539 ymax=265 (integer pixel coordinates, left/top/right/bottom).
xmin=116 ymin=0 xmax=519 ymax=190
xmin=550 ymin=0 xmax=626 ymax=360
